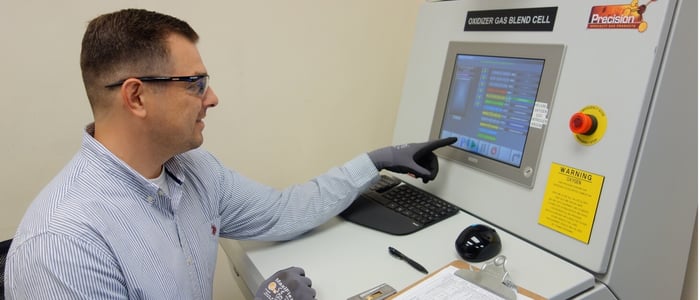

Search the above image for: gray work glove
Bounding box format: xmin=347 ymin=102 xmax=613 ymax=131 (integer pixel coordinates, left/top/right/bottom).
xmin=368 ymin=137 xmax=457 ymax=183
xmin=255 ymin=267 xmax=316 ymax=300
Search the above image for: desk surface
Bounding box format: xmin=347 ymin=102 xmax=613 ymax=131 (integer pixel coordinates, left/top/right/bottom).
xmin=224 ymin=212 xmax=595 ymax=300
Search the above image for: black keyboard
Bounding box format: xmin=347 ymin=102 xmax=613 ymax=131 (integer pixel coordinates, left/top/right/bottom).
xmin=340 ymin=174 xmax=460 ymax=235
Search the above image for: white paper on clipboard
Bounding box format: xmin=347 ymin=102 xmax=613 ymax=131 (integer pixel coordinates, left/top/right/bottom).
xmin=391 ymin=265 xmax=534 ymax=300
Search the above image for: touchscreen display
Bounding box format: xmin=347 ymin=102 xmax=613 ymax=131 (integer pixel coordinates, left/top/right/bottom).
xmin=439 ymin=54 xmax=545 ymax=167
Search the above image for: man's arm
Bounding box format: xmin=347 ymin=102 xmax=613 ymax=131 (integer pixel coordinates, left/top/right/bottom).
xmin=212 ymin=138 xmax=456 ymax=241
xmin=215 ymin=152 xmax=379 ymax=241
xmin=5 ymin=233 xmax=128 ymax=300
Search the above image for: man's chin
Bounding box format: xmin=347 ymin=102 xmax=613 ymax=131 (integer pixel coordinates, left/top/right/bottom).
xmin=180 ymin=136 xmax=204 ymax=153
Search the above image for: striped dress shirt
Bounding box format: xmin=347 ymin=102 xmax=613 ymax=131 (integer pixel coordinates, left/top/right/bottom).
xmin=5 ymin=127 xmax=378 ymax=299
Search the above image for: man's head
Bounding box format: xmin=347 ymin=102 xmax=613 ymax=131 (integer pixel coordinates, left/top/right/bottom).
xmin=81 ymin=9 xmax=199 ymax=111
xmin=81 ymin=9 xmax=218 ymax=167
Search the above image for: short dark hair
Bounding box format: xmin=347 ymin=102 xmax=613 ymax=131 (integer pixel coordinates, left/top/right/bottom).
xmin=80 ymin=8 xmax=199 ymax=111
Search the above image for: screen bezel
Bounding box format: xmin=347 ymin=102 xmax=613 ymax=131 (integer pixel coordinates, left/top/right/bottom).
xmin=430 ymin=41 xmax=565 ymax=188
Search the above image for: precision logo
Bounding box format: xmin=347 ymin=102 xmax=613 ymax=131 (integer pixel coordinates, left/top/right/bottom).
xmin=587 ymin=0 xmax=658 ymax=32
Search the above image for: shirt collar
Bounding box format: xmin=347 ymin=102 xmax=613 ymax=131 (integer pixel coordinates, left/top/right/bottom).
xmin=81 ymin=124 xmax=162 ymax=197
xmin=82 ymin=123 xmax=186 ymax=188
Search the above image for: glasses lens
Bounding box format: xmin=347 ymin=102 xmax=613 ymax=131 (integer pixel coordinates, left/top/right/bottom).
xmin=196 ymin=76 xmax=209 ymax=97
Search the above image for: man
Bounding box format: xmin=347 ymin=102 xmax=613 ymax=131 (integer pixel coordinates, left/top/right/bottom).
xmin=4 ymin=9 xmax=455 ymax=300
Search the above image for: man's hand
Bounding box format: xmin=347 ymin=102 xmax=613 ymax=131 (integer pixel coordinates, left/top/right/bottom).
xmin=255 ymin=267 xmax=316 ymax=300
xmin=368 ymin=137 xmax=457 ymax=183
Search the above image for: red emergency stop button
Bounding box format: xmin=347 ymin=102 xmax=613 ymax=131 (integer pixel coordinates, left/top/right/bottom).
xmin=569 ymin=112 xmax=597 ymax=135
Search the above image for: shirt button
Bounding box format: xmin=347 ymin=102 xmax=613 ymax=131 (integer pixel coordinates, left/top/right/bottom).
xmin=187 ymin=257 xmax=192 ymax=265
xmin=146 ymin=196 xmax=154 ymax=203
xmin=158 ymin=189 xmax=165 ymax=196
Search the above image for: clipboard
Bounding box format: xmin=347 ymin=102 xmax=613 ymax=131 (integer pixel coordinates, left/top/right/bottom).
xmin=388 ymin=258 xmax=546 ymax=300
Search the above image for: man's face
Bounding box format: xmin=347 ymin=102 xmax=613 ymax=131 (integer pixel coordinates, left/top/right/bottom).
xmin=146 ymin=34 xmax=218 ymax=156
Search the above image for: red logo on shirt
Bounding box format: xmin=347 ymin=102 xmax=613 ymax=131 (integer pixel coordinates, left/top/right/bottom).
xmin=211 ymin=225 xmax=217 ymax=235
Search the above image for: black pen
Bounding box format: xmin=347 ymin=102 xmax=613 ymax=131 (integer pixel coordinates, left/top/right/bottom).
xmin=388 ymin=246 xmax=429 ymax=274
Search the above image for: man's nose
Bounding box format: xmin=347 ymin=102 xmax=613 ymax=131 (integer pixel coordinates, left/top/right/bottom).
xmin=204 ymin=87 xmax=219 ymax=108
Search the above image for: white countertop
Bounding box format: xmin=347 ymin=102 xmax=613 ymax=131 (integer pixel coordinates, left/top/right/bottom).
xmin=224 ymin=212 xmax=595 ymax=299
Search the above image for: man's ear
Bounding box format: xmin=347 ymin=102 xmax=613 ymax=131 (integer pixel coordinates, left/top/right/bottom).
xmin=120 ymin=78 xmax=147 ymax=118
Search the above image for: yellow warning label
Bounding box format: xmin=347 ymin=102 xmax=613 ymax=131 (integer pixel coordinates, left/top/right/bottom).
xmin=538 ymin=163 xmax=605 ymax=243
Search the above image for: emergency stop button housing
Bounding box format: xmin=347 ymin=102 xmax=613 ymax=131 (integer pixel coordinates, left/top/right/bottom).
xmin=570 ymin=106 xmax=607 ymax=145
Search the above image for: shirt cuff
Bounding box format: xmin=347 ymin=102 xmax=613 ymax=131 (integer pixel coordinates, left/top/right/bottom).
xmin=343 ymin=153 xmax=380 ymax=188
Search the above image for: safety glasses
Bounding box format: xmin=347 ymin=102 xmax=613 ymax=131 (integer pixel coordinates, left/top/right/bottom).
xmin=105 ymin=75 xmax=209 ymax=98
